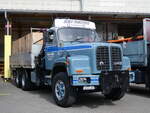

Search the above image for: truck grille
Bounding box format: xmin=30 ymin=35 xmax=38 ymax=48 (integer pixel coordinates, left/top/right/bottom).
xmin=96 ymin=46 xmax=109 ymax=70
xmin=111 ymin=47 xmax=122 ymax=70
xmin=96 ymin=46 xmax=122 ymax=71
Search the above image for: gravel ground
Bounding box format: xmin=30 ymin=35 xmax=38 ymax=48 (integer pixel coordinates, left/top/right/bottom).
xmin=0 ymin=78 xmax=150 ymax=113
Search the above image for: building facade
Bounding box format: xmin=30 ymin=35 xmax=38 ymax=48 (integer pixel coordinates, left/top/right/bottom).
xmin=0 ymin=0 xmax=150 ymax=14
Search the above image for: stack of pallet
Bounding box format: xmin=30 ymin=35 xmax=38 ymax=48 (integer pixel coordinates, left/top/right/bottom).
xmin=0 ymin=61 xmax=4 ymax=77
xmin=12 ymin=32 xmax=43 ymax=55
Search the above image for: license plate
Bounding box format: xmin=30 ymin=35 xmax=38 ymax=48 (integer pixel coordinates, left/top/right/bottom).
xmin=83 ymin=86 xmax=95 ymax=90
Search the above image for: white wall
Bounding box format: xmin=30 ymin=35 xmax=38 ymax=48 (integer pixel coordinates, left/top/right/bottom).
xmin=0 ymin=0 xmax=150 ymax=14
xmin=83 ymin=0 xmax=150 ymax=14
xmin=0 ymin=0 xmax=80 ymax=12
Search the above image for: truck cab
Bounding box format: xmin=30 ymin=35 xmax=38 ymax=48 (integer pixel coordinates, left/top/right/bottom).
xmin=11 ymin=19 xmax=130 ymax=107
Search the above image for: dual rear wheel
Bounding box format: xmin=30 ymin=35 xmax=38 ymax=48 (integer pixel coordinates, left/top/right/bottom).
xmin=13 ymin=69 xmax=33 ymax=91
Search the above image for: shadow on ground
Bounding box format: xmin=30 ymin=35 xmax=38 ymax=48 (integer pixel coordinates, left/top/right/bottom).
xmin=10 ymin=81 xmax=114 ymax=108
xmin=128 ymin=85 xmax=150 ymax=98
xmin=74 ymin=93 xmax=115 ymax=108
xmin=28 ymin=88 xmax=114 ymax=108
xmin=9 ymin=80 xmax=150 ymax=108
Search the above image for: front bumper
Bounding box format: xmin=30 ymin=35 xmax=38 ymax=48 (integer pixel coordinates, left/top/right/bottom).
xmin=71 ymin=71 xmax=129 ymax=93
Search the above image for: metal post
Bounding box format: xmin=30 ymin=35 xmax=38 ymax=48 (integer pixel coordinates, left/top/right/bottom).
xmin=4 ymin=11 xmax=9 ymax=35
xmin=4 ymin=11 xmax=12 ymax=79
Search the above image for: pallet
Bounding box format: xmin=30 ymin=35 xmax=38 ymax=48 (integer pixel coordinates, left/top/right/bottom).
xmin=0 ymin=61 xmax=4 ymax=77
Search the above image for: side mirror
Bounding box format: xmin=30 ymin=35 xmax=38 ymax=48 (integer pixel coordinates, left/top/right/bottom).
xmin=49 ymin=35 xmax=54 ymax=40
xmin=48 ymin=30 xmax=54 ymax=41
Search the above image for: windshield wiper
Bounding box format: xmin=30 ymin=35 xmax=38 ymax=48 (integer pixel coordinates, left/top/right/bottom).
xmin=71 ymin=37 xmax=85 ymax=43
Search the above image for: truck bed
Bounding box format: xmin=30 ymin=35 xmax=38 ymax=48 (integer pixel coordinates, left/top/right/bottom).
xmin=10 ymin=32 xmax=43 ymax=69
xmin=122 ymin=40 xmax=147 ymax=67
xmin=10 ymin=44 xmax=42 ymax=68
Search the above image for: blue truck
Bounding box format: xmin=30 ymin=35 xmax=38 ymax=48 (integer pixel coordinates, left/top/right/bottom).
xmin=109 ymin=18 xmax=150 ymax=90
xmin=10 ymin=19 xmax=130 ymax=107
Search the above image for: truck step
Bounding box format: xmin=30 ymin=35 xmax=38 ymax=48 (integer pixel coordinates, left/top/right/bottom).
xmin=44 ymin=75 xmax=51 ymax=85
xmin=45 ymin=75 xmax=51 ymax=79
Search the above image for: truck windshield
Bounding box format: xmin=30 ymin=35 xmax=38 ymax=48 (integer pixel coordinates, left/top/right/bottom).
xmin=58 ymin=28 xmax=100 ymax=43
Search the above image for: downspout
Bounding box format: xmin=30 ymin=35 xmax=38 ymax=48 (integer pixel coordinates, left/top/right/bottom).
xmin=80 ymin=0 xmax=84 ymax=12
xmin=4 ymin=11 xmax=10 ymax=35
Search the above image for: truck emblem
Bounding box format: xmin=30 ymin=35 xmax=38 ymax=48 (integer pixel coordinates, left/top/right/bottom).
xmin=99 ymin=61 xmax=104 ymax=66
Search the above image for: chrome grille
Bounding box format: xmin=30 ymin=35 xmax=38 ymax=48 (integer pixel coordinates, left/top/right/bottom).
xmin=111 ymin=47 xmax=122 ymax=70
xmin=96 ymin=46 xmax=122 ymax=71
xmin=96 ymin=46 xmax=109 ymax=70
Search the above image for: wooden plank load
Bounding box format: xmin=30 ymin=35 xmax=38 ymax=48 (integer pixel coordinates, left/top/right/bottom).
xmin=0 ymin=61 xmax=4 ymax=77
xmin=12 ymin=32 xmax=43 ymax=55
xmin=10 ymin=31 xmax=43 ymax=68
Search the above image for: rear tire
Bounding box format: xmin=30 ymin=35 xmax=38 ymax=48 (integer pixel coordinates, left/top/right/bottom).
xmin=104 ymin=88 xmax=125 ymax=101
xmin=52 ymin=72 xmax=76 ymax=107
xmin=21 ymin=69 xmax=33 ymax=91
xmin=14 ymin=69 xmax=22 ymax=88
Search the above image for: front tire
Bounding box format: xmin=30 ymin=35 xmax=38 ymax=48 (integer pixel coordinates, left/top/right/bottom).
xmin=104 ymin=88 xmax=125 ymax=101
xmin=52 ymin=72 xmax=76 ymax=107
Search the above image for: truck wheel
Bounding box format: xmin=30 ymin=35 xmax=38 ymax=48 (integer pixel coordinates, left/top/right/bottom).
xmin=104 ymin=88 xmax=125 ymax=101
xmin=21 ymin=69 xmax=32 ymax=91
xmin=52 ymin=72 xmax=76 ymax=107
xmin=14 ymin=69 xmax=22 ymax=88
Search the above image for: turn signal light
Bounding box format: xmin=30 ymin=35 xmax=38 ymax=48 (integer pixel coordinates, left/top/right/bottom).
xmin=75 ymin=69 xmax=84 ymax=73
xmin=127 ymin=68 xmax=131 ymax=71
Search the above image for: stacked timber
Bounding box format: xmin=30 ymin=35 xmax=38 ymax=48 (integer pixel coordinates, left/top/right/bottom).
xmin=0 ymin=61 xmax=4 ymax=77
xmin=12 ymin=32 xmax=43 ymax=55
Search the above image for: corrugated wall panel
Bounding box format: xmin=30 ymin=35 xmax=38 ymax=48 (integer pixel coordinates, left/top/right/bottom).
xmin=83 ymin=0 xmax=150 ymax=14
xmin=0 ymin=0 xmax=150 ymax=14
xmin=0 ymin=0 xmax=80 ymax=11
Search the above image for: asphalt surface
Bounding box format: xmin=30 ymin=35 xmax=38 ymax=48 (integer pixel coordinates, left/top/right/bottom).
xmin=0 ymin=78 xmax=150 ymax=113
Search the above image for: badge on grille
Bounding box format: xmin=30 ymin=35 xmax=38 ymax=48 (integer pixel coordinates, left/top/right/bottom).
xmin=99 ymin=61 xmax=104 ymax=66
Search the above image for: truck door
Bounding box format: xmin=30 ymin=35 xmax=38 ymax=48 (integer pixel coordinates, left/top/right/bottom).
xmin=122 ymin=40 xmax=147 ymax=67
xmin=44 ymin=30 xmax=58 ymax=70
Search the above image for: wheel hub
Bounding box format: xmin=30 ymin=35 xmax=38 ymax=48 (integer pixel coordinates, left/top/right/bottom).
xmin=16 ymin=76 xmax=19 ymax=84
xmin=22 ymin=75 xmax=25 ymax=87
xmin=55 ymin=80 xmax=65 ymax=101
